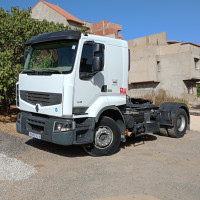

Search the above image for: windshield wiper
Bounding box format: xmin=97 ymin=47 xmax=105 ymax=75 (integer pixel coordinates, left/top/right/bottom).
xmin=23 ymin=69 xmax=62 ymax=74
xmin=23 ymin=69 xmax=39 ymax=74
xmin=41 ymin=69 xmax=62 ymax=74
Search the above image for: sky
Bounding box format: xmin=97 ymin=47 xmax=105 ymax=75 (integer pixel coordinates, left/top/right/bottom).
xmin=1 ymin=0 xmax=200 ymax=43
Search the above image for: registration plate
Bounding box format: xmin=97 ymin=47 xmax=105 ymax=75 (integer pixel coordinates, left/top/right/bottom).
xmin=29 ymin=132 xmax=41 ymax=139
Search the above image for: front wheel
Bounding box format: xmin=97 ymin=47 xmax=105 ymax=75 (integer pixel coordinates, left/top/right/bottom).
xmin=83 ymin=116 xmax=121 ymax=156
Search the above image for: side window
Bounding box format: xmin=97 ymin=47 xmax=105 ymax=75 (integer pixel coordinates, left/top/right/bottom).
xmin=80 ymin=43 xmax=94 ymax=73
xmin=79 ymin=42 xmax=105 ymax=76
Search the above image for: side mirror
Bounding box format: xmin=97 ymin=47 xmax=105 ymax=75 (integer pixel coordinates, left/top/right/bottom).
xmin=92 ymin=56 xmax=103 ymax=72
xmin=93 ymin=43 xmax=104 ymax=53
xmin=92 ymin=43 xmax=104 ymax=73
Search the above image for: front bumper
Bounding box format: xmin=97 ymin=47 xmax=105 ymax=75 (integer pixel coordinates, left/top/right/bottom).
xmin=16 ymin=112 xmax=94 ymax=146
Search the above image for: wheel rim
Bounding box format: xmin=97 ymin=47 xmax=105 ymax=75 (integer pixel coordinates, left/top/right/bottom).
xmin=177 ymin=115 xmax=186 ymax=132
xmin=94 ymin=126 xmax=113 ymax=149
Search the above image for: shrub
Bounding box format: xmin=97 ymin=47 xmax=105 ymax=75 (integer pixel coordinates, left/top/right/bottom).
xmin=142 ymin=89 xmax=188 ymax=107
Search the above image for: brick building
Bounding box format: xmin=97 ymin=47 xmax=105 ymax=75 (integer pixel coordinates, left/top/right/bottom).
xmin=89 ymin=19 xmax=122 ymax=39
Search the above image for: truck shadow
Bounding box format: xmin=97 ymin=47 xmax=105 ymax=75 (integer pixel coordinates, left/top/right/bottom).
xmin=25 ymin=134 xmax=157 ymax=157
xmin=25 ymin=139 xmax=88 ymax=157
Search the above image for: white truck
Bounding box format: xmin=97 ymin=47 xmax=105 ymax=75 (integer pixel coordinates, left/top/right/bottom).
xmin=16 ymin=30 xmax=190 ymax=156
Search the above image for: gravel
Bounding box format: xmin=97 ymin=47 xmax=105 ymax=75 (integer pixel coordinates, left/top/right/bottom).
xmin=0 ymin=131 xmax=30 ymax=157
xmin=0 ymin=153 xmax=37 ymax=181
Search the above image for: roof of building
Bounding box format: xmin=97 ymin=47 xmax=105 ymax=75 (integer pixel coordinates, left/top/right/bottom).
xmin=167 ymin=41 xmax=181 ymax=45
xmin=181 ymin=42 xmax=200 ymax=48
xmin=32 ymin=0 xmax=84 ymax=25
xmin=168 ymin=41 xmax=200 ymax=47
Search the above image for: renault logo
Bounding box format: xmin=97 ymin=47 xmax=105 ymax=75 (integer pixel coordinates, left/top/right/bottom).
xmin=35 ymin=104 xmax=39 ymax=112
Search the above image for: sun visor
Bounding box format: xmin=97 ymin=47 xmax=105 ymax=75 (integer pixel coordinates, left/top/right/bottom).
xmin=25 ymin=30 xmax=81 ymax=45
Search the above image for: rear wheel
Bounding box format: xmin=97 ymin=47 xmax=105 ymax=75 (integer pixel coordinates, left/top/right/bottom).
xmin=83 ymin=116 xmax=121 ymax=156
xmin=160 ymin=108 xmax=188 ymax=138
xmin=168 ymin=109 xmax=188 ymax=138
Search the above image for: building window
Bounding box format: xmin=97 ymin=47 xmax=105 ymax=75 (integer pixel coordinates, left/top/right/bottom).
xmin=157 ymin=61 xmax=161 ymax=72
xmin=185 ymin=82 xmax=195 ymax=94
xmin=194 ymin=58 xmax=200 ymax=70
xmin=187 ymin=85 xmax=193 ymax=94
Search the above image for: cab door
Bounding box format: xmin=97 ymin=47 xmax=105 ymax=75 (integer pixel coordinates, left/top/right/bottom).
xmin=73 ymin=40 xmax=106 ymax=114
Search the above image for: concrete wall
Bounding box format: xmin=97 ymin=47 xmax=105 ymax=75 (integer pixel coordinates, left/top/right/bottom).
xmin=128 ymin=32 xmax=200 ymax=105
xmin=128 ymin=32 xmax=167 ymax=48
xmin=129 ymin=46 xmax=159 ymax=83
xmin=31 ymin=1 xmax=82 ymax=29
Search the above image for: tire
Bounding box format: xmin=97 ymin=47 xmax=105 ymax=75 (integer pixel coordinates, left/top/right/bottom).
xmin=83 ymin=116 xmax=121 ymax=156
xmin=160 ymin=108 xmax=188 ymax=138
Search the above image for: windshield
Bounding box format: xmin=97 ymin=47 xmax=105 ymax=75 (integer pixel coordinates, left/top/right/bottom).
xmin=24 ymin=41 xmax=78 ymax=74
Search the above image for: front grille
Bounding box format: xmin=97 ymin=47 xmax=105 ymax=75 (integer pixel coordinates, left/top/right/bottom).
xmin=27 ymin=118 xmax=45 ymax=134
xmin=27 ymin=118 xmax=45 ymax=126
xmin=29 ymin=124 xmax=44 ymax=134
xmin=20 ymin=90 xmax=62 ymax=106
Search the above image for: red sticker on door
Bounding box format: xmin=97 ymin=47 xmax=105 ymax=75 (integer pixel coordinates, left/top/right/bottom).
xmin=120 ymin=88 xmax=126 ymax=95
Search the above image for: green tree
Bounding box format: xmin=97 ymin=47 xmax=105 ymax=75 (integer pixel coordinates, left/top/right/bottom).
xmin=0 ymin=7 xmax=87 ymax=113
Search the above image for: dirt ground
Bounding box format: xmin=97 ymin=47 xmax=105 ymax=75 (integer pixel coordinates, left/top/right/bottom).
xmin=0 ymin=115 xmax=200 ymax=200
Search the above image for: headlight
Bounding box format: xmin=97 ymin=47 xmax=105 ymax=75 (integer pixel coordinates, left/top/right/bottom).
xmin=54 ymin=121 xmax=72 ymax=132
